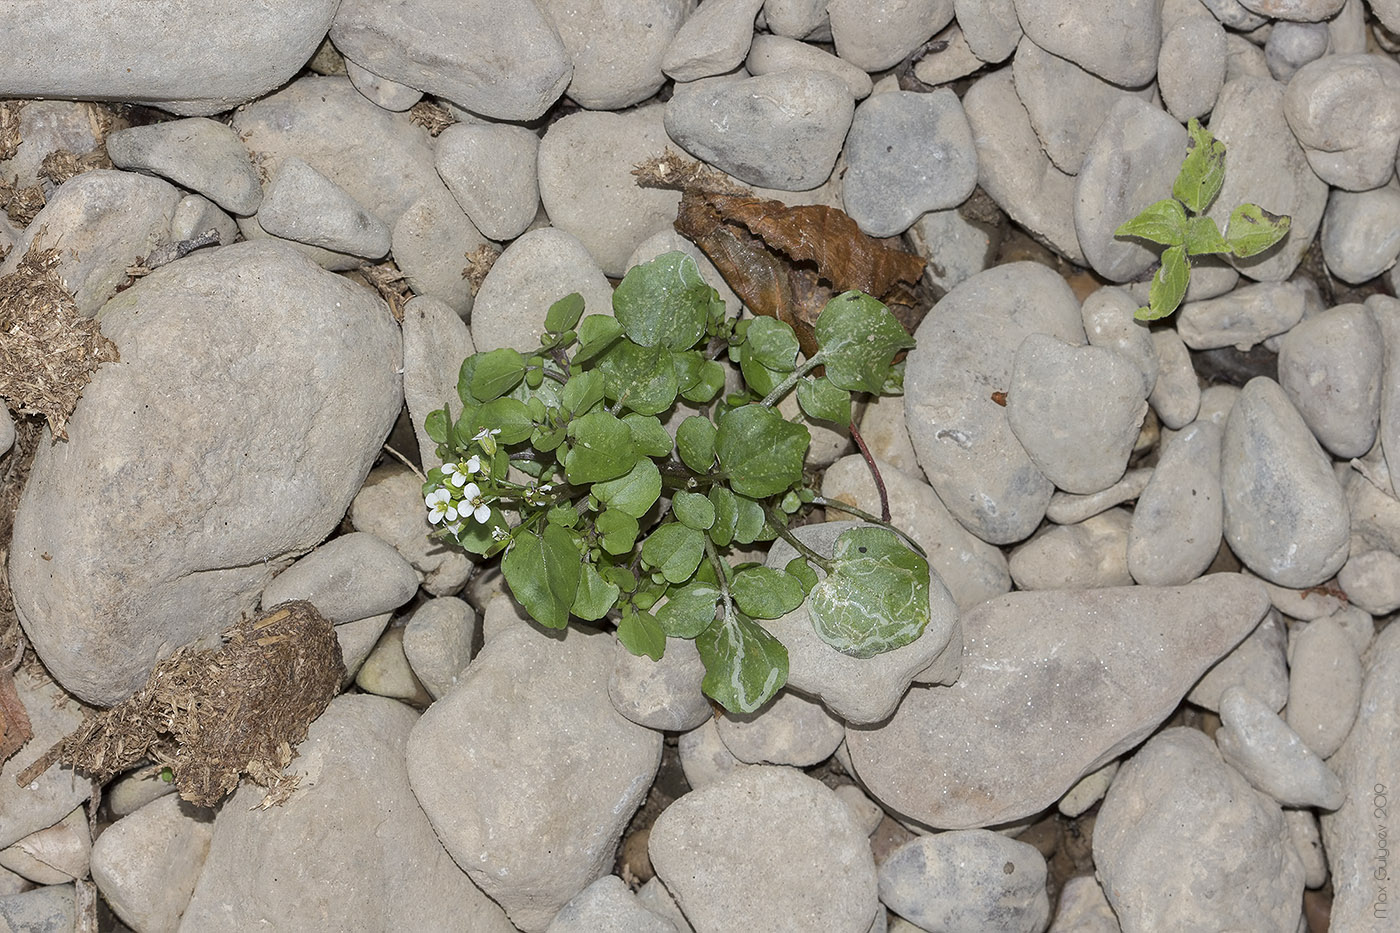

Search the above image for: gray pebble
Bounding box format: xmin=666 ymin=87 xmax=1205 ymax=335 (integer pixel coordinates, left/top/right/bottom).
xmin=257 ymin=156 xmax=390 ymax=258
xmin=664 ymin=70 xmax=854 ymax=191
xmin=1094 ymin=728 xmax=1305 ymax=933
xmin=435 ymin=123 xmax=540 ymax=242
xmin=662 ymin=0 xmax=765 ymax=82
xmin=1187 ymin=609 xmax=1289 ymax=713
xmin=746 ymin=34 xmax=873 ymax=98
xmin=716 ymin=689 xmax=845 ymax=766
xmin=347 ymin=465 xmax=475 ymax=596
xmin=1237 ymin=0 xmax=1345 ymax=20
xmin=1202 ymin=0 xmax=1270 ymax=29
xmin=955 ymin=0 xmax=1022 ymax=63
xmin=1013 ymin=37 xmax=1156 ymax=176
xmin=1129 ymin=419 xmax=1224 ymax=586
xmin=1047 ymin=875 xmax=1119 ymax=932
xmin=1286 ymin=615 xmax=1363 ymax=758
xmin=842 ymin=89 xmax=977 ymax=237
xmin=90 ymin=794 xmax=211 ymax=933
xmin=1158 ymin=14 xmax=1228 ymax=121
xmin=911 ymin=24 xmax=988 ymax=87
xmin=402 ymin=597 xmax=477 ymax=701
xmin=1147 ymin=328 xmax=1200 ymax=430
xmin=905 ymin=262 xmax=1086 ymax=544
xmin=1008 ymin=508 xmax=1134 ymax=590
xmin=826 ymin=0 xmax=954 ymax=71
xmin=543 ymin=0 xmax=688 ymax=109
xmin=105 ymin=117 xmax=262 ymax=216
xmin=471 ymin=227 xmax=614 ymax=354
xmin=331 ymin=0 xmax=570 ymax=120
xmin=402 ymin=295 xmax=475 ymax=470
xmin=539 ymin=105 xmax=683 ymax=276
xmin=1058 ymin=760 xmax=1118 ymax=818
xmin=763 ymin=0 xmax=830 ymax=38
xmin=1178 ymin=280 xmax=1308 ymax=352
xmin=1321 ymin=183 xmax=1400 ymax=285
xmin=1374 ymin=295 xmax=1400 ymax=491
xmin=962 ymin=69 xmax=1085 ymax=264
xmin=260 ymin=531 xmax=419 ymax=624
xmin=608 ymin=634 xmax=711 ymax=732
xmin=1006 ymin=334 xmax=1148 ymax=494
xmin=1081 ymin=286 xmax=1158 ymax=396
xmin=1012 ymin=0 xmax=1162 ymax=87
xmin=1264 ymin=21 xmax=1329 ymax=82
xmin=1045 ymin=467 xmax=1153 ymax=524
xmin=1074 ymin=96 xmax=1188 ymax=282
xmin=854 ymin=394 xmax=923 ymax=478
xmin=878 ymin=831 xmax=1049 ymax=933
xmin=335 ymin=612 xmax=392 ymax=686
xmin=343 ymin=59 xmax=423 ymax=111
xmin=0 ymin=100 xmax=106 ymax=188
xmin=1337 ymin=548 xmax=1400 ymax=615
xmin=169 ymin=194 xmax=238 ymax=247
xmin=833 ymin=784 xmax=885 ymax=836
xmin=546 ymin=875 xmax=677 ymax=933
xmin=1285 ymin=808 xmax=1329 ymax=889
xmin=392 ymin=188 xmax=492 ymax=316
xmin=1328 ymin=0 xmax=1368 ymax=52
xmin=1277 ymin=302 xmax=1382 ymax=458
xmin=1205 ymin=77 xmax=1329 ymax=282
xmin=635 ymin=879 xmax=694 ymax=933
xmin=1222 ymin=377 xmax=1350 ymax=588
xmin=356 ymin=624 xmax=432 ymax=705
xmin=905 ymin=207 xmax=995 ymax=295
xmin=678 ymin=718 xmax=748 ymax=790
xmin=1216 ymin=685 xmax=1345 ymax=809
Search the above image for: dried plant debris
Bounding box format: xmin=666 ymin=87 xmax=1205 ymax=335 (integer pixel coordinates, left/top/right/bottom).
xmin=0 ymin=101 xmax=23 ymax=161
xmin=462 ymin=243 xmax=501 ymax=295
xmin=409 ymin=99 xmax=455 ymax=137
xmin=36 ymin=146 xmax=112 ymax=188
xmin=356 ymin=259 xmax=412 ymax=322
xmin=0 ymin=637 xmax=31 ymax=766
xmin=18 ymin=601 xmax=345 ymax=808
xmin=0 ymin=177 xmax=45 ymax=227
xmin=635 ymin=150 xmax=926 ymax=357
xmin=0 ymin=247 xmax=119 ymax=439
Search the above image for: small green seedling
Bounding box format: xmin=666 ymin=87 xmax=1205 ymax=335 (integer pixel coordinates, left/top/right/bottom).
xmin=1115 ymin=118 xmax=1292 ymax=322
xmin=422 ymin=252 xmax=930 ymax=713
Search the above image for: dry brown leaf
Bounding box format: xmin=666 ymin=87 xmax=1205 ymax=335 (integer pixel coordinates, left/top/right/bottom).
xmin=17 ymin=600 xmax=344 ymax=808
xmin=0 ymin=638 xmax=31 ymax=767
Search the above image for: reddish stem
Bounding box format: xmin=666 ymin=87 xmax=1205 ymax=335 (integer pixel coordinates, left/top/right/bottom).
xmin=848 ymin=420 xmax=890 ymax=523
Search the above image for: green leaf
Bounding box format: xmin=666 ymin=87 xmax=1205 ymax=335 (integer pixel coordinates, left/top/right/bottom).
xmin=565 ymin=411 xmax=638 ymax=484
xmin=676 ymin=416 xmax=717 ymax=473
xmin=598 ymin=340 xmax=679 ymax=416
xmin=682 ymin=360 xmax=727 ymax=404
xmin=813 ymin=292 xmax=916 ymax=394
xmin=795 ymin=375 xmax=851 ymax=425
xmin=573 ymin=314 xmax=623 ymax=365
xmin=695 ymin=608 xmax=788 ymax=714
xmin=739 ymin=354 xmax=785 ymax=398
xmin=503 ymin=524 xmax=583 ymax=629
xmin=561 ymin=370 xmax=606 ymax=416
xmin=708 ymin=485 xmax=737 ymax=547
xmin=732 ymin=494 xmax=767 ymax=545
xmin=1172 ymin=117 xmax=1227 ymax=215
xmin=547 ymin=502 xmax=581 ymax=529
xmin=672 ymin=490 xmax=716 ymax=531
xmin=544 ymin=292 xmax=586 ymax=333
xmin=532 ymin=422 xmax=567 ymax=452
xmin=596 ymin=507 xmax=639 ymax=555
xmin=601 ymin=563 xmax=637 ymax=594
xmin=655 ymin=582 xmax=720 ymax=638
xmin=613 ymin=252 xmax=717 ymax=350
xmin=785 ymin=557 xmax=818 ymax=594
xmin=1113 ymin=198 xmax=1187 ymax=247
xmin=477 ymin=397 xmax=534 ymax=444
xmin=743 ymin=317 xmax=800 ymax=372
xmin=640 ymin=522 xmax=706 ymax=584
xmin=807 ymin=527 xmax=931 ymax=658
xmin=624 ymin=413 xmax=674 ymax=458
xmin=593 ymin=459 xmax=661 ymax=519
xmin=572 ymin=563 xmax=620 ymax=621
xmin=730 ymin=566 xmax=805 ymax=620
xmin=469 ymin=348 xmax=527 ymax=401
xmin=425 ymin=408 xmax=448 ymax=444
xmin=1135 ymin=245 xmax=1190 ymax=322
xmin=452 ymin=507 xmax=510 ymax=556
xmin=1225 ymin=203 xmax=1292 ymax=258
xmin=458 ymin=355 xmax=483 ymax=405
xmin=715 ymin=404 xmax=810 ymax=499
xmin=1182 ymin=215 xmax=1231 ymax=255
xmin=617 ymin=607 xmax=667 ymax=661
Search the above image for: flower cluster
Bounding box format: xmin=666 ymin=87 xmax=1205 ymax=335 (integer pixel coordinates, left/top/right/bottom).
xmin=425 ymin=455 xmax=492 ymax=531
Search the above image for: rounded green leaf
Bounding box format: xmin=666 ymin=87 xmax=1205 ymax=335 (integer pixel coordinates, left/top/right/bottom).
xmin=425 ymin=407 xmax=448 ymax=444
xmin=613 ymin=252 xmax=714 ymax=350
xmin=715 ymin=404 xmax=810 ymax=499
xmin=640 ymin=522 xmax=706 ymax=584
xmin=598 ymin=340 xmax=680 ymax=416
xmin=561 ymin=370 xmax=606 ymax=416
xmin=617 ymin=607 xmax=667 ymax=661
xmin=682 ymin=360 xmax=727 ymax=404
xmin=593 ymin=458 xmax=662 ymax=518
xmin=624 ymin=413 xmax=674 ymax=458
xmin=565 ymin=411 xmax=638 ymax=484
xmin=1113 ymin=197 xmax=1187 ymax=247
xmin=743 ymin=316 xmax=800 ymax=372
xmin=452 ymin=506 xmax=510 ymax=556
xmin=655 ymin=582 xmax=721 ymax=638
xmin=1172 ymin=117 xmax=1227 ymax=215
xmin=784 ymin=556 xmax=818 ymax=594
xmin=503 ymin=525 xmax=583 ymax=630
xmin=730 ymin=566 xmax=805 ymax=620
xmin=795 ymin=375 xmax=851 ymax=425
xmin=707 ymin=485 xmax=737 ymax=547
xmin=1225 ymin=203 xmax=1291 ymax=258
xmin=813 ymin=292 xmax=917 ymax=394
xmin=596 ymin=507 xmax=640 ymax=555
xmin=573 ymin=314 xmax=624 ymax=365
xmin=469 ymin=347 xmax=527 ymax=401
xmin=544 ymin=292 xmax=586 ymax=333
xmin=1182 ymin=215 xmax=1230 ymax=256
xmin=572 ymin=563 xmax=621 ymax=621
xmin=807 ymin=527 xmax=931 ymax=658
xmin=1136 ymin=244 xmax=1190 ymax=322
xmin=695 ymin=609 xmax=788 ymax=714
xmin=732 ymin=494 xmax=767 ymax=545
xmin=477 ymin=397 xmax=534 ymax=444
xmin=672 ymin=490 xmax=716 ymax=531
xmin=677 ymin=415 xmax=718 ymax=473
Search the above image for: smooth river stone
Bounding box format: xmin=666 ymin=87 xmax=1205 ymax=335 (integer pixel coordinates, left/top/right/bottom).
xmin=844 ymin=574 xmax=1270 ymax=829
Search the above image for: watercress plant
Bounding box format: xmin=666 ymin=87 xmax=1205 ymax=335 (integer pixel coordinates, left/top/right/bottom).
xmin=1115 ymin=117 xmax=1292 ymax=322
xmin=422 ymin=251 xmax=929 ymax=713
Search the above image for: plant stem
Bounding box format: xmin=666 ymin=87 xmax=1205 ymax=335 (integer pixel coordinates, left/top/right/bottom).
xmin=847 ymin=419 xmax=889 ymax=522
xmin=703 ymin=536 xmax=736 ymax=620
xmin=760 ymin=353 xmax=825 ymax=408
xmin=810 ymin=497 xmax=928 ymax=560
xmin=763 ymin=504 xmax=833 ymax=573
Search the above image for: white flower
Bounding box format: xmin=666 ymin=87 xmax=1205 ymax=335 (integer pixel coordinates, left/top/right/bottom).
xmin=465 ymin=454 xmax=482 ymax=474
xmin=461 ymin=482 xmax=492 ymax=523
xmin=491 ymin=525 xmax=510 ymax=542
xmin=443 ymin=456 xmax=481 ymax=488
xmin=425 ymin=487 xmax=458 ymax=525
xmin=471 ymin=428 xmax=500 ymax=442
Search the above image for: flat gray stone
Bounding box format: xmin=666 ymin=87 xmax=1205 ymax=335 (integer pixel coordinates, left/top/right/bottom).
xmin=1265 ymin=21 xmax=1329 ymax=82
xmin=1128 ymin=420 xmax=1224 ymax=586
xmin=1045 ymin=467 xmax=1152 ymax=525
xmin=1158 ymin=13 xmax=1228 ymax=121
xmin=1012 ymin=0 xmax=1161 ymax=86
xmin=391 ymin=188 xmax=493 ymax=316
xmin=1321 ymin=183 xmax=1400 ymax=284
xmin=745 ymin=35 xmax=873 ymax=98
xmin=546 ymin=875 xmax=677 ymax=933
xmin=842 ymin=89 xmax=977 ymax=238
xmin=540 ymin=0 xmax=688 ymax=110
xmin=401 ymin=295 xmax=476 ymax=471
xmin=1080 ymin=286 xmax=1158 ymax=397
xmin=1216 ymin=685 xmax=1345 ymax=809
xmin=716 ymin=689 xmax=845 ymax=766
xmin=1221 ymin=377 xmax=1349 ymax=588
xmin=1047 ymin=875 xmax=1119 ymax=932
xmin=955 ymin=0 xmax=1022 ymax=63
xmin=648 ymin=767 xmax=878 ymax=933
xmin=678 ymin=718 xmax=749 ymax=790
xmin=170 ymin=194 xmax=238 ymax=247
xmin=89 ymin=794 xmax=211 ymax=933
xmin=905 ymin=207 xmax=995 ymax=296
xmin=1237 ymin=0 xmax=1345 ymax=20
xmin=407 ymin=626 xmax=661 ymax=932
xmin=664 ymin=70 xmax=854 ymax=191
xmin=330 ymin=0 xmax=570 ymax=120
xmin=878 ymin=831 xmax=1049 ymax=932
xmin=905 ymin=262 xmax=1086 ymax=544
xmin=435 ymin=123 xmax=540 ymax=242
xmin=105 ymin=117 xmax=262 ymax=215
xmin=402 ymin=597 xmax=477 ymax=701
xmin=1008 ymin=508 xmax=1133 ymax=590
xmin=0 ymin=670 xmax=90 ymax=850
xmin=845 ymin=574 xmax=1270 ymax=828
xmin=1374 ymin=295 xmax=1400 ymax=494
xmin=11 ymin=241 xmax=401 ymax=705
xmin=356 ymin=625 xmax=431 ymax=704
xmin=1286 ymin=615 xmax=1363 ymax=758
xmin=609 ymin=634 xmax=711 ymax=732
xmin=344 ymin=59 xmax=424 ymax=111
xmin=183 ymin=695 xmax=514 ymax=932
xmin=1277 ymin=302 xmax=1383 ymax=459
xmin=1094 ymin=727 xmax=1304 ymax=933
xmin=260 ymin=531 xmax=420 ymax=624
xmin=912 ymin=23 xmax=989 ymax=87
xmin=258 ymin=156 xmax=390 ymax=259
xmin=827 ymin=0 xmax=955 ymax=70
xmin=1338 ymin=548 xmax=1400 ymax=615
xmin=763 ymin=0 xmax=830 ymax=38
xmin=1177 ymin=280 xmax=1308 ymax=352
xmin=662 ymin=0 xmax=765 ymax=82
